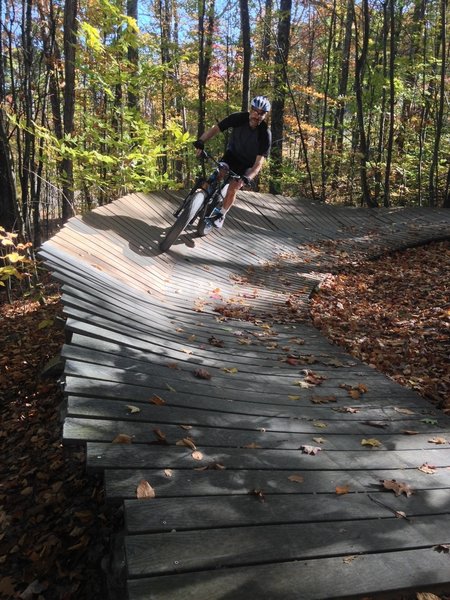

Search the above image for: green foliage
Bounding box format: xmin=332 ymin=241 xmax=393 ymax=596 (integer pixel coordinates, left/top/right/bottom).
xmin=0 ymin=228 xmax=33 ymax=288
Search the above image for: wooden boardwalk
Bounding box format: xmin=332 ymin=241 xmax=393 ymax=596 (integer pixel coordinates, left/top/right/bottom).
xmin=40 ymin=191 xmax=450 ymax=600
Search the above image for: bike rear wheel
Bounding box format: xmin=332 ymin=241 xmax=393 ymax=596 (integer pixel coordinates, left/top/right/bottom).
xmin=159 ymin=191 xmax=205 ymax=252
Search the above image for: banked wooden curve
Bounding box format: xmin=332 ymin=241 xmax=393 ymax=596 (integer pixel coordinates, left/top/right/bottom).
xmin=40 ymin=190 xmax=450 ymax=600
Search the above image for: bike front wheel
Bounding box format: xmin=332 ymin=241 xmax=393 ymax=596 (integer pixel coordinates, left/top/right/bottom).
xmin=159 ymin=191 xmax=205 ymax=252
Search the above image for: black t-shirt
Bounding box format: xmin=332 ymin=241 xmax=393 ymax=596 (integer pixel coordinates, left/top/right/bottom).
xmin=218 ymin=112 xmax=271 ymax=168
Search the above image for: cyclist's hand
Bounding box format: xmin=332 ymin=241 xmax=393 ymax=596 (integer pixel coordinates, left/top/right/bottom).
xmin=241 ymin=175 xmax=252 ymax=187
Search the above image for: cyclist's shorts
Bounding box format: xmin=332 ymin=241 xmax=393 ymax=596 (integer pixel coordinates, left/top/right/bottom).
xmin=220 ymin=151 xmax=249 ymax=177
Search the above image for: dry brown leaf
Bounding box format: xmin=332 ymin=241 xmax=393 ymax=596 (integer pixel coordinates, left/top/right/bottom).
xmin=417 ymin=593 xmax=444 ymax=600
xmin=191 ymin=451 xmax=204 ymax=461
xmin=249 ymin=488 xmax=265 ymax=502
xmin=434 ymin=544 xmax=450 ymax=554
xmin=311 ymin=395 xmax=337 ymax=404
xmin=153 ymin=428 xmax=167 ymax=442
xmin=136 ymin=480 xmax=155 ymax=499
xmin=112 ymin=434 xmax=133 ymax=444
xmin=288 ymin=474 xmax=304 ymax=483
xmin=343 ymin=555 xmax=358 ymax=564
xmin=402 ymin=430 xmax=419 ymax=435
xmin=428 ymin=437 xmax=448 ymax=445
xmin=179 ymin=424 xmax=192 ymax=430
xmin=395 ymin=511 xmax=407 ymax=519
xmin=194 ymin=368 xmax=212 ymax=380
xmin=150 ymin=395 xmax=166 ymax=405
xmin=312 ymin=437 xmax=326 ymax=444
xmin=243 ymin=442 xmax=261 ymax=449
xmin=194 ymin=462 xmax=226 ymax=471
xmin=164 ymin=469 xmax=173 ymax=477
xmin=176 ymin=437 xmax=196 ymax=450
xmin=335 ymin=485 xmax=350 ymax=495
xmin=418 ymin=463 xmax=437 ymax=474
xmin=126 ymin=405 xmax=140 ymax=414
xmin=381 ymin=479 xmax=413 ymax=497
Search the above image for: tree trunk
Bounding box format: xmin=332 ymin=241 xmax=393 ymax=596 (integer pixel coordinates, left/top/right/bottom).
xmin=62 ymin=0 xmax=78 ymax=221
xmin=197 ymin=0 xmax=215 ymax=138
xmin=239 ymin=0 xmax=251 ymax=110
xmin=127 ymin=0 xmax=138 ymax=110
xmin=353 ymin=0 xmax=377 ymax=207
xmin=320 ymin=0 xmax=336 ymax=202
xmin=269 ymin=0 xmax=292 ymax=195
xmin=383 ymin=0 xmax=397 ymax=207
xmin=428 ymin=0 xmax=446 ymax=206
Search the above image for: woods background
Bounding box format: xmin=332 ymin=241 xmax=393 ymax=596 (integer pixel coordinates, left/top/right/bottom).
xmin=0 ymin=0 xmax=449 ymax=248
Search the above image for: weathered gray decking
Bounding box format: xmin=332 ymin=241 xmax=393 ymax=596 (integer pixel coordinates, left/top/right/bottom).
xmin=40 ymin=191 xmax=450 ymax=600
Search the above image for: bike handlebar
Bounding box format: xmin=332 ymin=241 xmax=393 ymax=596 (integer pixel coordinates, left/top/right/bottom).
xmin=199 ymin=150 xmax=253 ymax=187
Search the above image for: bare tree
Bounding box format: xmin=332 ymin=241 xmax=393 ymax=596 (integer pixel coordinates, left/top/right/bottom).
xmin=61 ymin=0 xmax=78 ymax=221
xmin=269 ymin=0 xmax=292 ymax=194
xmin=239 ymin=0 xmax=251 ymax=110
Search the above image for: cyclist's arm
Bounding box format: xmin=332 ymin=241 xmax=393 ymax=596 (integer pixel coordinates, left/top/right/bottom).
xmin=197 ymin=125 xmax=220 ymax=146
xmin=244 ymin=155 xmax=266 ymax=182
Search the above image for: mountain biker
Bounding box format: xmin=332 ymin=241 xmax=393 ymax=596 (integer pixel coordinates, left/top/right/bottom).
xmin=193 ymin=95 xmax=272 ymax=229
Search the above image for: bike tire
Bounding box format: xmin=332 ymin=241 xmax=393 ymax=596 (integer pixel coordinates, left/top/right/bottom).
xmin=197 ymin=185 xmax=227 ymax=237
xmin=159 ymin=191 xmax=205 ymax=252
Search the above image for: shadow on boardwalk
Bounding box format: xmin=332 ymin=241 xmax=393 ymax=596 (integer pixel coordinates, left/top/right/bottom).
xmin=40 ymin=191 xmax=450 ymax=600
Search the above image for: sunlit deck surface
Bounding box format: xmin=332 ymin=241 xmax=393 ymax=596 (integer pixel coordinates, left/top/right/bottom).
xmin=40 ymin=191 xmax=450 ymax=600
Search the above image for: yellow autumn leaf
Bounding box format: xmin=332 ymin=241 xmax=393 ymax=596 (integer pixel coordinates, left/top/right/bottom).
xmin=361 ymin=438 xmax=382 ymax=447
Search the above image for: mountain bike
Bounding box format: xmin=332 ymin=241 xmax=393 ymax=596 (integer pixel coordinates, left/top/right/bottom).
xmin=159 ymin=152 xmax=243 ymax=253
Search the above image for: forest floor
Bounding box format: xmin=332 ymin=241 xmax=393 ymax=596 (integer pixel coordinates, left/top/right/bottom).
xmin=0 ymin=239 xmax=449 ymax=600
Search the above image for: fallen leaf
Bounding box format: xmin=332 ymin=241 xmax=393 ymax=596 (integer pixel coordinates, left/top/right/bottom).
xmin=418 ymin=463 xmax=437 ymax=474
xmin=293 ymin=380 xmax=313 ymax=389
xmin=150 ymin=395 xmax=166 ymax=405
xmin=243 ymin=442 xmax=261 ymax=449
xmin=209 ymin=336 xmax=225 ymax=347
xmin=136 ymin=480 xmax=155 ymax=499
xmin=402 ymin=430 xmax=419 ymax=435
xmin=223 ymin=367 xmax=238 ymax=374
xmin=361 ymin=438 xmax=382 ymax=448
xmin=191 ymin=451 xmax=204 ymax=461
xmin=0 ymin=577 xmax=16 ymax=596
xmin=313 ymin=421 xmax=328 ymax=429
xmin=428 ymin=437 xmax=448 ymax=444
xmin=336 ymin=485 xmax=350 ymax=495
xmin=421 ymin=418 xmax=438 ymax=425
xmin=153 ymin=428 xmax=167 ymax=442
xmin=381 ymin=479 xmax=413 ymax=497
xmin=434 ymin=544 xmax=450 ymax=554
xmin=343 ymin=555 xmax=358 ymax=564
xmin=166 ymin=383 xmax=176 ymax=392
xmin=417 ymin=593 xmax=444 ymax=600
xmin=179 ymin=424 xmax=192 ymax=430
xmin=112 ymin=434 xmax=133 ymax=444
xmin=300 ymin=445 xmax=321 ymax=455
xmin=394 ymin=407 xmax=416 ymax=415
xmin=312 ymin=437 xmax=326 ymax=444
xmin=311 ymin=395 xmax=337 ymax=404
xmin=164 ymin=469 xmax=173 ymax=477
xmin=288 ymin=474 xmax=304 ymax=483
xmin=334 ymin=406 xmax=360 ymax=414
xmin=176 ymin=437 xmax=196 ymax=450
xmin=395 ymin=511 xmax=407 ymax=519
xmin=249 ymin=488 xmax=265 ymax=502
xmin=195 ymin=462 xmax=226 ymax=471
xmin=194 ymin=368 xmax=211 ymax=380
xmin=126 ymin=405 xmax=140 ymax=414
xmin=288 ymin=395 xmax=301 ymax=401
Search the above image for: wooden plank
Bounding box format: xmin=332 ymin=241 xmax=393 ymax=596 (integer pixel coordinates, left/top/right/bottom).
xmin=64 ymin=417 xmax=450 ymax=450
xmin=127 ymin=547 xmax=450 ymax=600
xmin=105 ymin=466 xmax=450 ymax=499
xmin=86 ymin=442 xmax=450 ymax=471
xmin=124 ymin=491 xmax=450 ymax=534
xmin=125 ymin=514 xmax=450 ymax=577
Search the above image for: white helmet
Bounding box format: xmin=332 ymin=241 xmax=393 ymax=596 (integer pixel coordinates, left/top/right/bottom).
xmin=251 ymin=95 xmax=271 ymax=112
